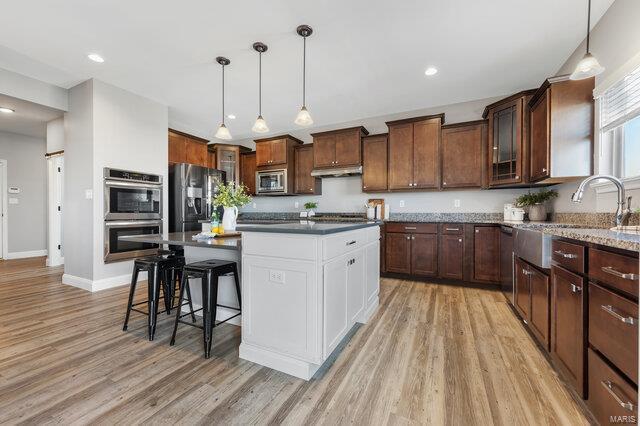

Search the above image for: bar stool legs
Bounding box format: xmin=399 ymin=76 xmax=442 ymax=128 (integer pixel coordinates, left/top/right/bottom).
xmin=232 ymin=264 xmax=241 ymax=309
xmin=147 ymin=263 xmax=161 ymax=341
xmin=122 ymin=263 xmax=141 ymax=331
xmin=202 ymin=272 xmax=219 ymax=359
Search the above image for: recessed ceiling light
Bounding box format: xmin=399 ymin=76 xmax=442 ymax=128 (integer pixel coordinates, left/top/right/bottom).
xmin=424 ymin=67 xmax=438 ymax=76
xmin=88 ymin=53 xmax=105 ymax=63
xmin=227 ymin=114 xmax=236 ymax=119
xmin=0 ymin=107 xmax=15 ymax=114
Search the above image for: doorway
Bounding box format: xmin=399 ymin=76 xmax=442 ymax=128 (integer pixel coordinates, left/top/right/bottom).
xmin=47 ymin=155 xmax=64 ymax=266
xmin=0 ymin=159 xmax=6 ymax=259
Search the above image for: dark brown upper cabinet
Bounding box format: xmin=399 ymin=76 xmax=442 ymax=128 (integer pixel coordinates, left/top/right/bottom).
xmin=310 ymin=126 xmax=369 ymax=169
xmin=483 ymin=90 xmax=535 ymax=187
xmin=441 ymin=120 xmax=487 ymax=189
xmin=386 ymin=114 xmax=443 ymax=191
xmin=254 ymin=135 xmax=303 ymax=168
xmin=240 ymin=151 xmax=257 ymax=195
xmin=362 ymin=134 xmax=388 ymax=192
xmin=294 ymin=144 xmax=322 ymax=195
xmin=528 ymin=75 xmax=594 ymax=183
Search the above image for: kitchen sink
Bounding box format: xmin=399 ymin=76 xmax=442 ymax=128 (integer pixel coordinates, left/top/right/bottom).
xmin=610 ymin=225 xmax=640 ymax=234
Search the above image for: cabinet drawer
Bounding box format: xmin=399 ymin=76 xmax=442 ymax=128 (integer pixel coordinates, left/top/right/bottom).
xmin=587 ymin=348 xmax=638 ymax=425
xmin=551 ymin=240 xmax=584 ymax=274
xmin=385 ymin=223 xmax=437 ymax=234
xmin=589 ymin=249 xmax=639 ymax=298
xmin=323 ymin=229 xmax=367 ymax=261
xmin=589 ymin=283 xmax=638 ymax=383
xmin=440 ymin=223 xmax=464 ymax=235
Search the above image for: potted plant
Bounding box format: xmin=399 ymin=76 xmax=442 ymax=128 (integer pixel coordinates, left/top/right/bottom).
xmin=304 ymin=201 xmax=318 ymax=217
xmin=212 ymin=181 xmax=252 ymax=232
xmin=515 ymin=189 xmax=558 ymax=222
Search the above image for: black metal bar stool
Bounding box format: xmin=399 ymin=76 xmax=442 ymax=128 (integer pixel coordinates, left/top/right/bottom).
xmin=170 ymin=259 xmax=241 ymax=358
xmin=122 ymin=251 xmax=193 ymax=341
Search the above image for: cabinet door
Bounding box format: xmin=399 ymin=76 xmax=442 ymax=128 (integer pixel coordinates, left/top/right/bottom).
xmin=388 ymin=123 xmax=414 ymax=190
xmin=488 ymin=99 xmax=523 ymax=185
xmin=365 ymin=242 xmax=380 ymax=306
xmin=347 ymin=249 xmax=366 ymax=324
xmin=324 ymin=256 xmax=349 ymax=357
xmin=168 ymin=132 xmax=186 ymax=163
xmin=208 ymin=151 xmax=216 ymax=169
xmin=439 ymin=234 xmax=464 ymax=280
xmin=551 ymin=265 xmax=585 ymax=397
xmin=385 ymin=233 xmax=411 ymax=274
xmin=270 ymin=139 xmax=287 ymax=165
xmin=473 ymin=226 xmax=500 ymax=282
xmin=313 ymin=134 xmax=336 ymax=168
xmin=530 ymin=89 xmax=550 ymax=181
xmin=240 ymin=152 xmax=257 ymax=195
xmin=335 ymin=130 xmax=361 ymax=167
xmin=441 ymin=123 xmax=484 ymax=188
xmin=411 ymin=234 xmax=438 ymax=277
xmin=362 ymin=135 xmax=388 ymax=191
xmin=412 ymin=118 xmax=440 ymax=189
xmin=529 ymin=268 xmax=550 ymax=350
xmin=255 ymin=142 xmax=271 ymax=167
xmin=294 ymin=145 xmax=316 ymax=194
xmin=514 ymin=258 xmax=531 ymax=319
xmin=217 ymin=146 xmax=239 ymax=185
xmin=185 ymin=138 xmax=207 ymax=167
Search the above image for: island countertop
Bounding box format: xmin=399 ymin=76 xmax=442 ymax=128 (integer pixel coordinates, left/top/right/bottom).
xmin=236 ymin=221 xmax=381 ymax=235
xmin=119 ymin=231 xmax=240 ymax=250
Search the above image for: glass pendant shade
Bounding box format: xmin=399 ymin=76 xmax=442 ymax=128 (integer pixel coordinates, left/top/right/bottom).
xmin=252 ymin=115 xmax=269 ymax=133
xmin=215 ymin=123 xmax=232 ymax=140
xmin=295 ymin=106 xmax=313 ymax=126
xmin=570 ymin=52 xmax=605 ymax=80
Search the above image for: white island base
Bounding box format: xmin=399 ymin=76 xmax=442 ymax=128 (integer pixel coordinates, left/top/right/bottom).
xmin=239 ymin=225 xmax=380 ymax=380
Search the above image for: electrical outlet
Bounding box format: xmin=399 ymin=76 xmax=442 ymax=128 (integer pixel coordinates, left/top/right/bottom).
xmin=294 ymin=201 xmax=299 ymax=209
xmin=269 ymin=270 xmax=285 ymax=284
xmin=85 ymin=189 xmax=93 ymax=200
xmin=253 ymin=202 xmax=257 ymax=209
xmin=399 ymin=200 xmax=405 ymax=208
xmin=454 ymin=199 xmax=461 ymax=208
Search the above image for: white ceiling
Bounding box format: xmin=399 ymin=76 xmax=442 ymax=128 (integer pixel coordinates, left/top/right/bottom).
xmin=0 ymin=94 xmax=63 ymax=138
xmin=0 ymin=0 xmax=614 ymax=141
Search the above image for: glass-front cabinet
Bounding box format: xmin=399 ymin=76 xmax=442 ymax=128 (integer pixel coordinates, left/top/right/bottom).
xmin=483 ymin=90 xmax=535 ymax=187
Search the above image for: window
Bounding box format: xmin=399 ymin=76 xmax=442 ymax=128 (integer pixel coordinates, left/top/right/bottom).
xmin=597 ymin=65 xmax=640 ymax=181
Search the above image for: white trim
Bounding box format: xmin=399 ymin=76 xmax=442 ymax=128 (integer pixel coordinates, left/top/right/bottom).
xmin=46 ymin=256 xmax=64 ymax=267
xmin=594 ymin=51 xmax=640 ymax=98
xmin=0 ymin=159 xmax=7 ymax=260
xmin=46 ymin=156 xmax=64 ymax=267
xmin=239 ymin=342 xmax=320 ymax=380
xmin=594 ymin=176 xmax=640 ymax=194
xmin=5 ymin=249 xmax=48 ymax=259
xmin=63 ymin=271 xmax=147 ymax=292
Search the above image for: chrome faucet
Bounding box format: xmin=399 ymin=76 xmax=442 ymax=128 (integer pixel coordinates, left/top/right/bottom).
xmin=571 ymin=175 xmax=632 ymax=227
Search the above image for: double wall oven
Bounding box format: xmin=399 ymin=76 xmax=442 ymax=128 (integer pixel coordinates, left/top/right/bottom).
xmin=103 ymin=168 xmax=163 ymax=263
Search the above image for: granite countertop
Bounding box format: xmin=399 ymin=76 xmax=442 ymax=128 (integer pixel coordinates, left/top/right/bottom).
xmin=119 ymin=232 xmax=241 ymax=250
xmin=236 ymin=221 xmax=381 ymax=235
xmin=541 ymin=228 xmax=640 ymax=252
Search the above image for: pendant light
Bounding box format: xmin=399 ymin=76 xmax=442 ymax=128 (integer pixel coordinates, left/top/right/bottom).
xmin=214 ymin=56 xmax=232 ymax=140
xmin=294 ymin=25 xmax=314 ymax=126
xmin=252 ymin=42 xmax=269 ymax=133
xmin=570 ymin=0 xmax=604 ymax=80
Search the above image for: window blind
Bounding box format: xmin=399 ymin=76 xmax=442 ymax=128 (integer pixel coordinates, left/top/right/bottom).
xmin=600 ymin=65 xmax=640 ymax=132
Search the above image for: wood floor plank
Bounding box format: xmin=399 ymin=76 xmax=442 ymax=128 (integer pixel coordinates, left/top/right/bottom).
xmin=0 ymin=259 xmax=592 ymax=425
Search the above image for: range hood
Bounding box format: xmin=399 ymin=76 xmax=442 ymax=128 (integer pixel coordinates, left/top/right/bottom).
xmin=311 ymin=165 xmax=362 ymax=177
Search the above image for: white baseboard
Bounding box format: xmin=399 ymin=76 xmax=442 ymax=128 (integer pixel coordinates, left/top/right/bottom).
xmin=239 ymin=342 xmax=319 ymax=381
xmin=46 ymin=256 xmax=64 ymax=267
xmin=6 ymin=249 xmax=48 ymax=259
xmin=63 ymin=271 xmax=147 ymax=292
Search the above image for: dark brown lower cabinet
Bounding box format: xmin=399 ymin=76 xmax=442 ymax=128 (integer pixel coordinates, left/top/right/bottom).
xmin=385 ymin=233 xmax=411 ymax=274
xmin=514 ymin=257 xmax=531 ymax=319
xmin=473 ymin=226 xmax=500 ymax=282
xmin=551 ymin=265 xmax=586 ymax=398
xmin=411 ymin=234 xmax=438 ymax=277
xmin=439 ymin=234 xmax=464 ymax=280
xmin=528 ymin=267 xmax=550 ymax=350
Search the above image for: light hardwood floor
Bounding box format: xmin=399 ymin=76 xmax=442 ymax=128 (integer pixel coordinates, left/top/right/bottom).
xmin=0 ymin=257 xmax=591 ymax=425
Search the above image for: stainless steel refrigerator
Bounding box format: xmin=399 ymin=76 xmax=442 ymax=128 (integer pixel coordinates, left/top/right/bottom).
xmin=169 ymin=163 xmax=226 ymax=232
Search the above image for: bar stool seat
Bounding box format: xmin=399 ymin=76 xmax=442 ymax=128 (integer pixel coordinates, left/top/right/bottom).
xmin=122 ymin=252 xmax=191 ymax=341
xmin=170 ymin=259 xmax=241 ymax=358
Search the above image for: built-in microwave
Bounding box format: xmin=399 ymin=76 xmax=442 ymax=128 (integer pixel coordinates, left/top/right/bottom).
xmin=256 ymin=169 xmax=288 ymax=195
xmin=104 ymin=168 xmax=163 ymax=220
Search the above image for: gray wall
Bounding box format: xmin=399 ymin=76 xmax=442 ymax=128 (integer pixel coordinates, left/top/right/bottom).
xmin=0 ymin=130 xmax=46 ymax=253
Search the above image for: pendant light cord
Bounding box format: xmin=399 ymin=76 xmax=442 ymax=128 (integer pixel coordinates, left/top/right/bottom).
xmin=259 ymin=51 xmax=262 ymax=116
xmin=302 ymin=36 xmax=306 ymax=107
xmin=586 ymin=0 xmax=591 ymax=53
xmin=221 ymin=64 xmax=225 ymax=125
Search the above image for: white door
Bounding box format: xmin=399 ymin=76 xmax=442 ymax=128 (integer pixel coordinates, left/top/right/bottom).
xmin=0 ymin=160 xmax=4 ymax=259
xmin=47 ymin=156 xmax=64 ymax=266
xmin=347 ymin=249 xmax=365 ymax=324
xmin=323 ymin=255 xmax=349 ymax=357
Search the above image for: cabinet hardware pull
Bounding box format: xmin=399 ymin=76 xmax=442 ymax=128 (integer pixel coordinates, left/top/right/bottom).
xmin=570 ymin=284 xmax=582 ymax=293
xmin=404 ymin=227 xmax=417 ymax=230
xmin=542 ymin=168 xmax=547 ymax=173
xmin=443 ymin=182 xmax=447 ymax=185
xmin=406 ymin=236 xmax=410 ymax=240
xmin=601 ymin=305 xmax=637 ymax=325
xmin=475 ymin=229 xmax=479 ymax=233
xmin=411 ymin=236 xmax=415 ymax=240
xmin=445 ymin=228 xmax=460 ymax=231
xmin=522 ymin=268 xmax=530 ymax=276
xmin=601 ymin=266 xmax=639 ymax=281
xmin=601 ymin=380 xmax=636 ymax=411
xmin=554 ymin=250 xmax=578 ymax=259
xmin=346 ymin=240 xmax=356 ymax=246
xmin=515 ymin=175 xmax=519 ymax=179
xmin=363 ymin=186 xmax=367 ymax=189
xmin=458 ymin=239 xmax=462 ymax=242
